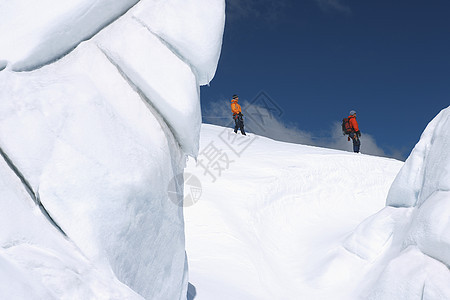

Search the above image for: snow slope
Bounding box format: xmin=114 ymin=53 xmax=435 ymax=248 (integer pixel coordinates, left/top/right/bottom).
xmin=184 ymin=124 xmax=403 ymax=299
xmin=0 ymin=0 xmax=225 ymax=299
xmin=185 ymin=113 xmax=450 ymax=299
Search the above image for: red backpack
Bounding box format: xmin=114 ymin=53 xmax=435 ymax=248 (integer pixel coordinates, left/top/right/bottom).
xmin=342 ymin=117 xmax=353 ymax=135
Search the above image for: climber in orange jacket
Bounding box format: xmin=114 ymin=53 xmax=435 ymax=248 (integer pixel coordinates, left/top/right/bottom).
xmin=231 ymin=95 xmax=246 ymax=135
xmin=348 ymin=110 xmax=361 ymax=153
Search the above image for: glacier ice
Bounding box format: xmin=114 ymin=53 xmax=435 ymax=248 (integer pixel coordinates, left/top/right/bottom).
xmin=0 ymin=0 xmax=225 ymax=299
xmin=0 ymin=0 xmax=139 ymax=71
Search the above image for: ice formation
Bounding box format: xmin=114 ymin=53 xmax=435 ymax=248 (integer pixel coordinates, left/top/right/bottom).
xmin=0 ymin=0 xmax=225 ymax=298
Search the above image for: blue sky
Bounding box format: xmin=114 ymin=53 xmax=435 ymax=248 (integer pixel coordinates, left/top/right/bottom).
xmin=200 ymin=0 xmax=450 ymax=160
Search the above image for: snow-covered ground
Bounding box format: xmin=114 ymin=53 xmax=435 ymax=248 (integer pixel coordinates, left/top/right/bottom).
xmin=184 ymin=124 xmax=402 ymax=299
xmin=185 ymin=113 xmax=450 ymax=299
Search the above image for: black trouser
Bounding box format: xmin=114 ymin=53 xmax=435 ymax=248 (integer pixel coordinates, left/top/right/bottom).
xmin=234 ymin=114 xmax=245 ymax=135
xmin=349 ymin=132 xmax=361 ymax=153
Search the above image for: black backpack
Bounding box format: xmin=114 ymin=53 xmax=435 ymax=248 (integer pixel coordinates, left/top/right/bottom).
xmin=342 ymin=117 xmax=352 ymax=135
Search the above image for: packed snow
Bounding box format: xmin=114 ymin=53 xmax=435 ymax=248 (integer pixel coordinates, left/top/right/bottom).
xmin=0 ymin=0 xmax=224 ymax=299
xmin=184 ymin=112 xmax=450 ymax=299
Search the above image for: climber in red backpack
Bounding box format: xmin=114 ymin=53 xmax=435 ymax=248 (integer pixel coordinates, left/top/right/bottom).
xmin=342 ymin=110 xmax=361 ymax=153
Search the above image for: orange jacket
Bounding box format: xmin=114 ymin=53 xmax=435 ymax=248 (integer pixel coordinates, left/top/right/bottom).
xmin=231 ymin=99 xmax=241 ymax=115
xmin=348 ymin=115 xmax=359 ymax=132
